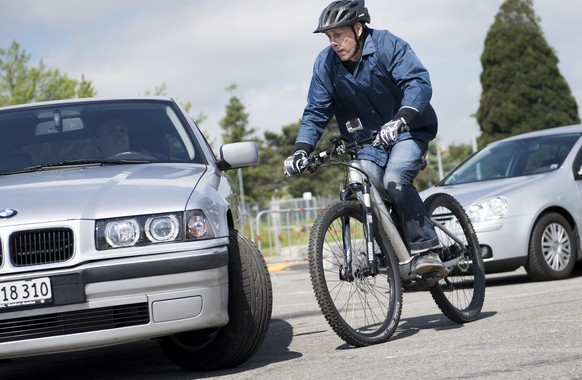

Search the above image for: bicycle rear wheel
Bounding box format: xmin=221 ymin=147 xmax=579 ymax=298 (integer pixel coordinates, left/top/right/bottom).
xmin=424 ymin=193 xmax=485 ymax=323
xmin=308 ymin=200 xmax=403 ymax=347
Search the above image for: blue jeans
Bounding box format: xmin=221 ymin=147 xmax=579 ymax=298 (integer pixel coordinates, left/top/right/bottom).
xmin=354 ymin=139 xmax=439 ymax=253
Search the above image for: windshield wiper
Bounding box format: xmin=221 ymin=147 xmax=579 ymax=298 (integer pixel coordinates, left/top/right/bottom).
xmin=0 ymin=159 xmax=152 ymax=175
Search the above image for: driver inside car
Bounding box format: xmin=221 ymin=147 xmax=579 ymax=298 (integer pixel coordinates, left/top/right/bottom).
xmin=97 ymin=116 xmax=130 ymax=157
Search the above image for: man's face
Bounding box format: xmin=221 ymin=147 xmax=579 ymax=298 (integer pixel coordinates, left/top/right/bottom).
xmin=98 ymin=119 xmax=129 ymax=157
xmin=325 ymin=24 xmax=361 ymax=62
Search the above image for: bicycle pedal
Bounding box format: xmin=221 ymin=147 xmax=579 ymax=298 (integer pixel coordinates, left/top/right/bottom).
xmin=420 ymin=270 xmax=449 ymax=281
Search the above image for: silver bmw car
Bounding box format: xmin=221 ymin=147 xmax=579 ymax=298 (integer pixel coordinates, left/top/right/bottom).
xmin=421 ymin=125 xmax=582 ymax=281
xmin=0 ymin=97 xmax=272 ymax=371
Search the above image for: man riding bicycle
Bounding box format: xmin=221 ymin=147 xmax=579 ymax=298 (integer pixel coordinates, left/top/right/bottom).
xmin=283 ymin=0 xmax=447 ymax=278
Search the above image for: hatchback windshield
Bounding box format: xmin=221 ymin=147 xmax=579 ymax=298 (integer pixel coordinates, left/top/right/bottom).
xmin=441 ymin=133 xmax=581 ymax=185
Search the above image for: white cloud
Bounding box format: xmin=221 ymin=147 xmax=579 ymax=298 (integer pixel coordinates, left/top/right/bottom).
xmin=1 ymin=0 xmax=580 ymax=146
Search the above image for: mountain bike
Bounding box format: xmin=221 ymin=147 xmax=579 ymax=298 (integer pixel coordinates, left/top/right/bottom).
xmin=302 ymin=122 xmax=485 ymax=347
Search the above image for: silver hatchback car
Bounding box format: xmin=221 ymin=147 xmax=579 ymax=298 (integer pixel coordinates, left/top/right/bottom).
xmin=0 ymin=97 xmax=272 ymax=371
xmin=421 ymin=125 xmax=582 ymax=281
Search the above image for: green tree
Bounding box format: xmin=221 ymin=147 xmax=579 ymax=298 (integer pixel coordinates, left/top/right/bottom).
xmin=421 ymin=141 xmax=474 ymax=188
xmin=0 ymin=41 xmax=96 ymax=106
xmin=220 ymin=84 xmax=256 ymax=144
xmin=476 ymin=0 xmax=579 ymax=147
xmin=145 ymin=82 xmax=210 ymax=141
xmin=218 ymin=84 xmax=260 ymax=208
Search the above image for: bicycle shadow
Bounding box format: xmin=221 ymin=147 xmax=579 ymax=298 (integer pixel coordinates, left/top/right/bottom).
xmin=334 ymin=310 xmax=496 ymax=350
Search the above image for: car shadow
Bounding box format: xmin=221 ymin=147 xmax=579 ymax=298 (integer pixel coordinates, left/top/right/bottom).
xmin=196 ymin=318 xmax=302 ymax=378
xmin=0 ymin=318 xmax=301 ymax=380
xmin=485 ymin=263 xmax=582 ymax=287
xmin=0 ymin=339 xmax=184 ymax=380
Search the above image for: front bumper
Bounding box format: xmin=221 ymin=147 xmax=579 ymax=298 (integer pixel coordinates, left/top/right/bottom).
xmin=473 ymin=214 xmax=531 ymax=271
xmin=0 ymin=246 xmax=229 ymax=359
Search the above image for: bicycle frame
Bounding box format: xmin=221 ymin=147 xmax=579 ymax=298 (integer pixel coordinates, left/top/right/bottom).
xmin=342 ymin=161 xmax=409 ymax=273
xmin=343 ymin=160 xmax=463 ymax=285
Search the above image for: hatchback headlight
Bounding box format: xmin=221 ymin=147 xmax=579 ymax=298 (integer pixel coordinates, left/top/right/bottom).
xmin=96 ymin=210 xmax=215 ymax=250
xmin=466 ymin=196 xmax=509 ymax=223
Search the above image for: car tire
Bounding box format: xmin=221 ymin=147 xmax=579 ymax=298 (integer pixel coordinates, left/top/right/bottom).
xmin=525 ymin=212 xmax=576 ymax=281
xmin=158 ymin=229 xmax=273 ymax=371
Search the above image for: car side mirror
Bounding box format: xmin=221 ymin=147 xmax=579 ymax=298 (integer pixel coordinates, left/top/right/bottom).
xmin=217 ymin=141 xmax=259 ymax=170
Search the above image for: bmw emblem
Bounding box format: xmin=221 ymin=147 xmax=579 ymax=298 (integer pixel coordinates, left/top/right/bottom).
xmin=0 ymin=209 xmax=18 ymax=218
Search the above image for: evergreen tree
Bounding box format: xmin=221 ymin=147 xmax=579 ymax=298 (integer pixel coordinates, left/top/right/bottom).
xmin=0 ymin=41 xmax=96 ymax=106
xmin=218 ymin=84 xmax=259 ymax=208
xmin=219 ymin=83 xmax=255 ymax=144
xmin=476 ymin=0 xmax=579 ymax=146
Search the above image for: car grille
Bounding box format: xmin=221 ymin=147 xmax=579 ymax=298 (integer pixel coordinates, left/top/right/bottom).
xmin=9 ymin=228 xmax=74 ymax=267
xmin=0 ymin=303 xmax=149 ymax=343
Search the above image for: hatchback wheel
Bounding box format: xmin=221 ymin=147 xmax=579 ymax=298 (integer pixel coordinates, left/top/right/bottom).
xmin=526 ymin=212 xmax=576 ymax=281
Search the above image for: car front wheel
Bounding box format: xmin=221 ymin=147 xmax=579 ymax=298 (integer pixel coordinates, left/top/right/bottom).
xmin=158 ymin=229 xmax=272 ymax=371
xmin=525 ymin=212 xmax=576 ymax=281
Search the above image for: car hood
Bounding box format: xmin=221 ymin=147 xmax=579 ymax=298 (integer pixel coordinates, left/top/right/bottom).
xmin=0 ymin=164 xmax=206 ymax=224
xmin=421 ymin=175 xmax=542 ymax=207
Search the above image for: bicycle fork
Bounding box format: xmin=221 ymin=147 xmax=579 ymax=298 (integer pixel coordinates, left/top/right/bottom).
xmin=340 ymin=183 xmax=378 ymax=282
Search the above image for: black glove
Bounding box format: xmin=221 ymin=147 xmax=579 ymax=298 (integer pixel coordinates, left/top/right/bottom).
xmin=393 ymin=107 xmax=420 ymax=125
xmin=283 ymin=150 xmax=308 ymax=176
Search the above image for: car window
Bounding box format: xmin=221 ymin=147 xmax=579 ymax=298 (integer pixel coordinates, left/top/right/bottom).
xmin=442 ymin=133 xmax=581 ymax=185
xmin=0 ymin=100 xmax=206 ymax=173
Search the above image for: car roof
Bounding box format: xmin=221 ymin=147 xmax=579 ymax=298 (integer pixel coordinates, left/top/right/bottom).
xmin=492 ymin=124 xmax=582 ymax=145
xmin=0 ymin=96 xmax=175 ymax=112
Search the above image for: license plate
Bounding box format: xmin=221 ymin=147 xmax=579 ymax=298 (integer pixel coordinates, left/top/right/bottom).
xmin=0 ymin=277 xmax=53 ymax=309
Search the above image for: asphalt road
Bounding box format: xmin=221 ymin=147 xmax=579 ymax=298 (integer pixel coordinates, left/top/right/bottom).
xmin=3 ymin=263 xmax=582 ymax=380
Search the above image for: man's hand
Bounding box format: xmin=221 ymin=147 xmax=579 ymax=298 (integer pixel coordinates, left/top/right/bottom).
xmin=372 ymin=118 xmax=407 ymax=147
xmin=283 ymin=150 xmax=308 ymax=176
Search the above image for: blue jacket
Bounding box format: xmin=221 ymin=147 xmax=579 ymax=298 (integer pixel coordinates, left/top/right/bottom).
xmin=296 ymin=28 xmax=438 ymax=167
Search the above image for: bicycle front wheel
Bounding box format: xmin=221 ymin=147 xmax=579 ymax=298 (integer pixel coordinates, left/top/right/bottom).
xmin=424 ymin=193 xmax=485 ymax=323
xmin=308 ymin=200 xmax=403 ymax=347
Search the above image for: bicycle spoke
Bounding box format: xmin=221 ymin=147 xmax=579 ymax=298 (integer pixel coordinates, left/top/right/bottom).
xmin=424 ymin=193 xmax=485 ymax=323
xmin=308 ymin=201 xmax=403 ymax=346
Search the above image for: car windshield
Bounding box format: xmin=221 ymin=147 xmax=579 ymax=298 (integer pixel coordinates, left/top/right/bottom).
xmin=441 ymin=133 xmax=581 ymax=185
xmin=0 ymin=99 xmax=205 ymax=174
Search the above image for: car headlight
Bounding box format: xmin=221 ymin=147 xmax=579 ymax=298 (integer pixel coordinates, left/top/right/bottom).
xmin=145 ymin=214 xmax=180 ymax=242
xmin=186 ymin=210 xmax=214 ymax=239
xmin=466 ymin=196 xmax=509 ymax=223
xmin=96 ymin=210 xmax=215 ymax=250
xmin=104 ymin=218 xmax=140 ymax=248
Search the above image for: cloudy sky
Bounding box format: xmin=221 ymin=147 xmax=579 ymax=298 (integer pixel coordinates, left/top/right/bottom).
xmin=1 ymin=0 xmax=580 ymax=147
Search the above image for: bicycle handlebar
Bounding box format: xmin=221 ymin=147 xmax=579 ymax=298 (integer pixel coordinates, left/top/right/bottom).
xmin=301 ymin=123 xmax=409 ymax=172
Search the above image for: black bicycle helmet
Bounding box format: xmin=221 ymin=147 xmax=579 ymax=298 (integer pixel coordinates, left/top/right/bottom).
xmin=314 ymin=0 xmax=370 ymax=33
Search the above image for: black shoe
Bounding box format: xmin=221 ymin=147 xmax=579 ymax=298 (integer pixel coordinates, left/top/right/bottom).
xmin=412 ymin=251 xmax=448 ymax=278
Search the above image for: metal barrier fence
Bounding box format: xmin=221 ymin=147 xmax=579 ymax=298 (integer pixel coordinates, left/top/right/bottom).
xmin=255 ymin=206 xmax=324 ymax=261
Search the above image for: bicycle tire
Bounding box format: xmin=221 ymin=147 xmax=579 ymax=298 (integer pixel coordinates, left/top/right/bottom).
xmin=424 ymin=193 xmax=485 ymax=323
xmin=308 ymin=200 xmax=403 ymax=347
